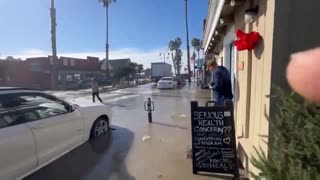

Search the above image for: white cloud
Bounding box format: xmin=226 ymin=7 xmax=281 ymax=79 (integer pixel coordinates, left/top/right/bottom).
xmin=6 ymin=47 xmax=194 ymax=71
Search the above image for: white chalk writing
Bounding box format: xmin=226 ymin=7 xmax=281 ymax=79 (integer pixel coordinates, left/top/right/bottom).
xmin=193 ymin=126 xmax=232 ymax=134
xmin=198 ymin=119 xmax=224 ymax=126
xmin=193 ymin=111 xmax=224 ymax=120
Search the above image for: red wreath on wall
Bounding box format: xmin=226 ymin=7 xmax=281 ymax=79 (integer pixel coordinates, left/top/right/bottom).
xmin=234 ymin=29 xmax=261 ymax=51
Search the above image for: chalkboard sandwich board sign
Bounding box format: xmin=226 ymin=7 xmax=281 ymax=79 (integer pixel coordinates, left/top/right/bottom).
xmin=190 ymin=101 xmax=238 ymax=177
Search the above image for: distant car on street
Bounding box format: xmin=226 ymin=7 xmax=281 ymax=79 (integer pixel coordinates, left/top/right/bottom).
xmin=0 ymin=87 xmax=112 ymax=179
xmin=157 ymin=77 xmax=177 ymax=89
xmin=174 ymin=76 xmax=186 ymax=87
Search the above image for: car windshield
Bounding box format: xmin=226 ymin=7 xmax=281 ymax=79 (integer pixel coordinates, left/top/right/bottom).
xmin=0 ymin=0 xmax=319 ymax=180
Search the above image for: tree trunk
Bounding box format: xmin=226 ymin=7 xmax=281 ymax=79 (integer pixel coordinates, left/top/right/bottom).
xmin=197 ymin=50 xmax=200 ymax=60
xmin=105 ymin=5 xmax=110 ymax=78
xmin=50 ymin=0 xmax=58 ymax=90
xmin=175 ymin=49 xmax=181 ymax=75
xmin=171 ymin=51 xmax=177 ymax=75
xmin=184 ymin=0 xmax=191 ymax=83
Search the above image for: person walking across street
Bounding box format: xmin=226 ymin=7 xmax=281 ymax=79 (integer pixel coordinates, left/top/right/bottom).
xmin=207 ymin=60 xmax=233 ymax=106
xmin=91 ymin=78 xmax=103 ymax=103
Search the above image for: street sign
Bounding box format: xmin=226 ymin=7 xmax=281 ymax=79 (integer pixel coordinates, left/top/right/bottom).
xmin=190 ymin=101 xmax=238 ymax=177
xmin=196 ymin=59 xmax=203 ymax=68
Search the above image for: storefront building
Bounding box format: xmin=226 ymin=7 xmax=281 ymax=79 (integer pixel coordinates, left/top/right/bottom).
xmin=0 ymin=56 xmax=103 ymax=90
xmin=202 ymin=0 xmax=320 ymax=176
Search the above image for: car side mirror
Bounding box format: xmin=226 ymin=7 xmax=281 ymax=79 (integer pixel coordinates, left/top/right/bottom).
xmin=70 ymin=104 xmax=79 ymax=112
xmin=66 ymin=104 xmax=78 ymax=112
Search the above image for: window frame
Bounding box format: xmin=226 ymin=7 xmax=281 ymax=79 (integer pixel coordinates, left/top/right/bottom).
xmin=70 ymin=59 xmax=75 ymax=66
xmin=63 ymin=58 xmax=68 ymax=66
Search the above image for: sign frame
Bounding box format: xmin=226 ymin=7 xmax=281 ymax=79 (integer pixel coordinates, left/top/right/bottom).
xmin=190 ymin=100 xmax=239 ymax=177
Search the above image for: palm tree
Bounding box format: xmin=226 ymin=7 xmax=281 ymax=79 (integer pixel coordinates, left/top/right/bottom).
xmin=175 ymin=49 xmax=183 ymax=75
xmin=50 ymin=0 xmax=57 ymax=89
xmin=191 ymin=38 xmax=204 ymax=83
xmin=174 ymin=37 xmax=182 ymax=75
xmin=168 ymin=38 xmax=183 ymax=75
xmin=98 ymin=0 xmax=116 ymax=78
xmin=184 ymin=0 xmax=191 ymax=83
xmin=168 ymin=40 xmax=177 ymax=75
xmin=191 ymin=38 xmax=201 ymax=79
xmin=137 ymin=64 xmax=144 ymax=75
xmin=191 ymin=38 xmax=201 ymax=58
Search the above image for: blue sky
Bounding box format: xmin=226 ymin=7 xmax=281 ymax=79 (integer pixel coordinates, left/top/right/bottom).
xmin=0 ymin=0 xmax=208 ymax=68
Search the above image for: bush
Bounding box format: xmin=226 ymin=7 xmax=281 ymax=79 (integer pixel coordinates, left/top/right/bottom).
xmin=250 ymin=89 xmax=320 ymax=180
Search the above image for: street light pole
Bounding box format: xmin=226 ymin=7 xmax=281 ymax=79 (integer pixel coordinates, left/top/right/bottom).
xmin=184 ymin=0 xmax=191 ymax=84
xmin=105 ymin=4 xmax=110 ymax=78
xmin=160 ymin=52 xmax=167 ymax=63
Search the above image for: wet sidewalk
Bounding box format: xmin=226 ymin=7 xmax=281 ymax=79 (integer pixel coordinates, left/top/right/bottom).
xmin=108 ymin=83 xmax=217 ymax=180
xmin=27 ymin=83 xmax=245 ymax=180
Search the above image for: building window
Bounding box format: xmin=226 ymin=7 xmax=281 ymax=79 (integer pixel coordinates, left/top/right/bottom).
xmin=29 ymin=63 xmax=42 ymax=72
xmin=66 ymin=75 xmax=73 ymax=81
xmin=63 ymin=58 xmax=68 ymax=66
xmin=49 ymin=57 xmax=53 ymax=64
xmin=74 ymin=74 xmax=81 ymax=81
xmin=58 ymin=75 xmax=62 ymax=81
xmin=71 ymin=59 xmax=75 ymax=66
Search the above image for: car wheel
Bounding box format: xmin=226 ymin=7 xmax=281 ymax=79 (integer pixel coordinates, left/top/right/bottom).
xmin=90 ymin=117 xmax=109 ymax=139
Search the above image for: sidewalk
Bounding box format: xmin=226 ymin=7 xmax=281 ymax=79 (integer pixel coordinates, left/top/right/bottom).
xmin=111 ymin=83 xmax=248 ymax=180
xmin=108 ymin=83 xmax=218 ymax=180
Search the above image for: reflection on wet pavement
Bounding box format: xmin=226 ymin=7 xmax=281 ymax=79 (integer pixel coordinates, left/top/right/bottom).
xmin=25 ymin=126 xmax=135 ymax=180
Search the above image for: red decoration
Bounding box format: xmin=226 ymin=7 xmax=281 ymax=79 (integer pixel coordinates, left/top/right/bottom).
xmin=234 ymin=29 xmax=261 ymax=51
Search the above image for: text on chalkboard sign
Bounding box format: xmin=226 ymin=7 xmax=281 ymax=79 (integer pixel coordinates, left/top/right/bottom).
xmin=190 ymin=101 xmax=238 ymax=176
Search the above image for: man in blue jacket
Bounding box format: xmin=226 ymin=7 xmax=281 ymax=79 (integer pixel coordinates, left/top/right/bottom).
xmin=207 ymin=60 xmax=233 ymax=105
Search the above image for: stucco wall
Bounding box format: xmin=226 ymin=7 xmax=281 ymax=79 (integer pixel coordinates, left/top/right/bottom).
xmin=235 ymin=0 xmax=320 ymax=175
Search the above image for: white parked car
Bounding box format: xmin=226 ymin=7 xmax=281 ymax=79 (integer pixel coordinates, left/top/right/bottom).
xmin=157 ymin=77 xmax=177 ymax=89
xmin=0 ymin=87 xmax=112 ymax=180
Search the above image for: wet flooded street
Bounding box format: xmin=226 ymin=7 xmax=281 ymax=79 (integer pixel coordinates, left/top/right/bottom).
xmin=25 ymin=83 xmax=220 ymax=180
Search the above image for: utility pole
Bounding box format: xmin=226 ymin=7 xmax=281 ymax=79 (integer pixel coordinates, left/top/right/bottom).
xmin=184 ymin=0 xmax=191 ymax=83
xmin=50 ymin=0 xmax=57 ymax=89
xmin=105 ymin=4 xmax=110 ymax=78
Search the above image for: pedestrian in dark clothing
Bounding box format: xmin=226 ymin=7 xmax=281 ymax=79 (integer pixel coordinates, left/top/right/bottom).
xmin=91 ymin=78 xmax=103 ymax=103
xmin=207 ymin=60 xmax=233 ymax=106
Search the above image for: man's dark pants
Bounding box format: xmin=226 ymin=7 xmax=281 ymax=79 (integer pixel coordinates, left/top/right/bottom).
xmin=212 ymin=91 xmax=232 ymax=106
xmin=92 ymin=92 xmax=103 ymax=103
